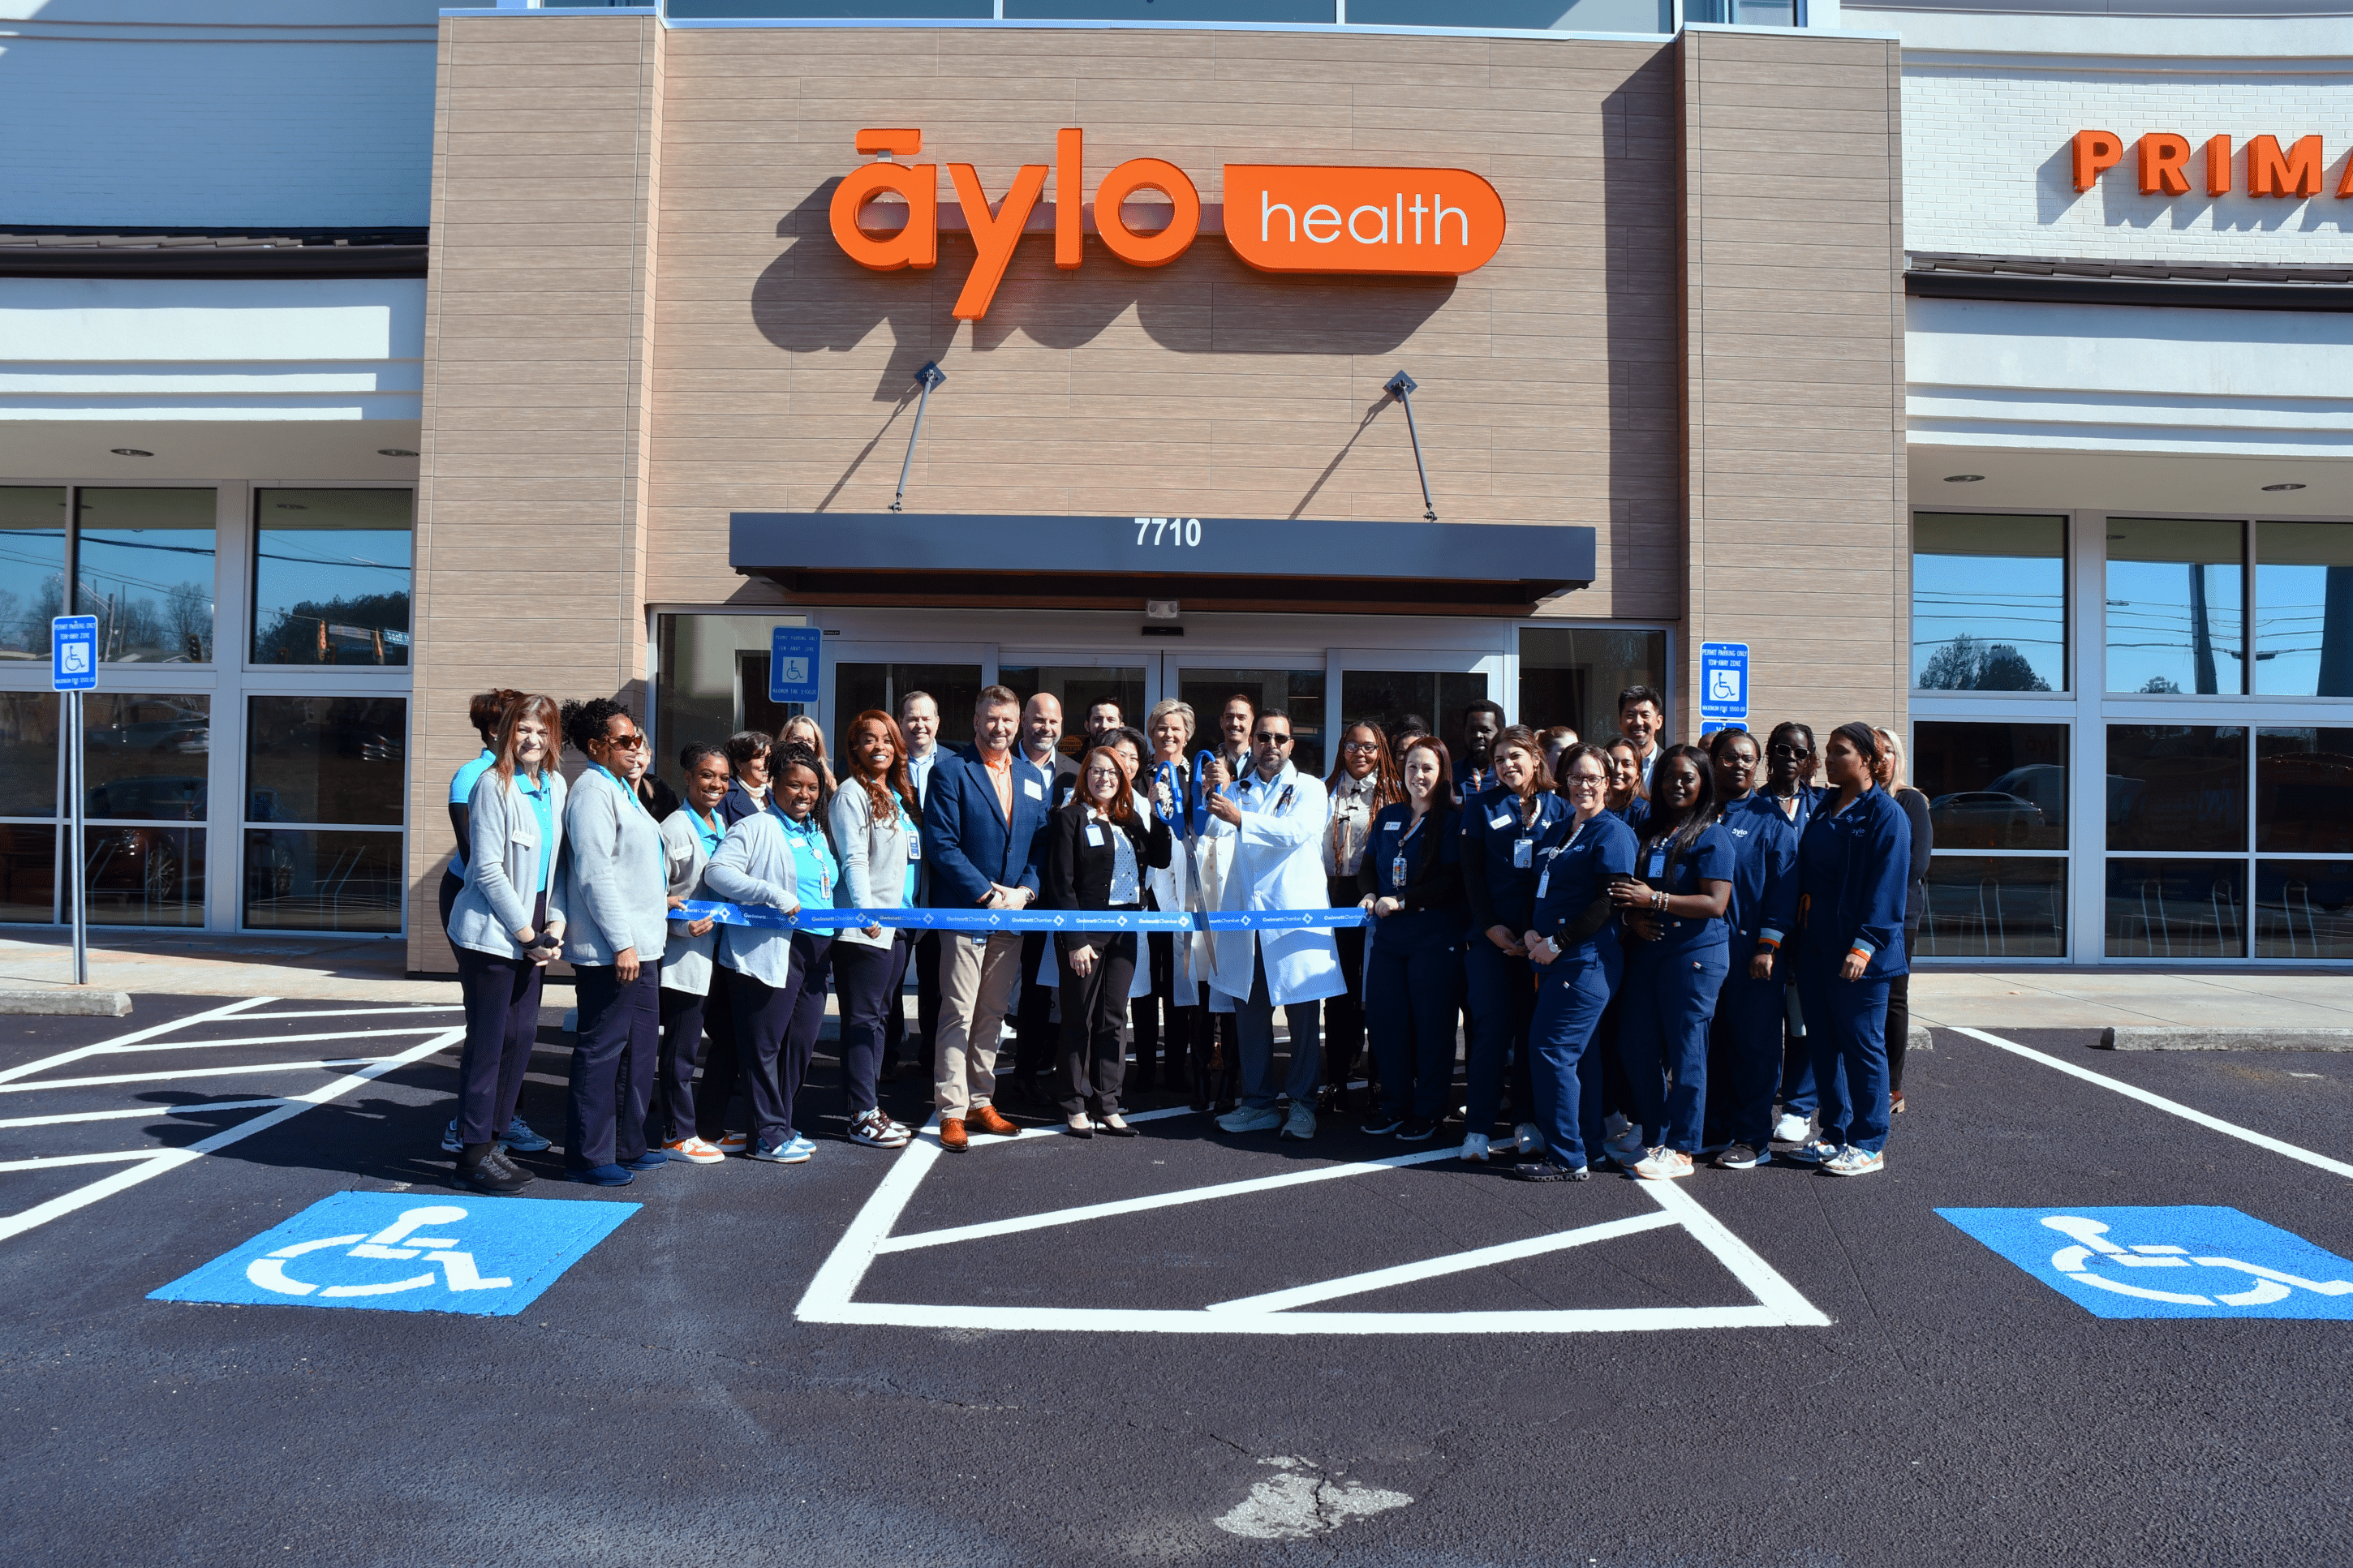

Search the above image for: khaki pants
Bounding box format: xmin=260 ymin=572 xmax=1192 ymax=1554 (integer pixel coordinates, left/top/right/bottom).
xmin=936 ymin=930 xmax=1024 ymax=1119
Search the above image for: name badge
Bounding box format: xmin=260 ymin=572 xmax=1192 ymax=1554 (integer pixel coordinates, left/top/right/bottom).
xmin=1535 ymin=868 xmax=1550 ymax=900
xmin=1086 ymin=823 xmax=1105 ymax=848
xmin=1489 ymin=810 xmax=1512 ymax=830
xmin=1384 ymin=819 xmax=1403 ymax=833
xmin=906 ymin=827 xmax=922 ymax=860
xmin=1647 ymin=848 xmax=1667 ymax=879
xmin=1022 ymin=778 xmax=1043 ymax=801
xmin=1512 ymin=838 xmax=1533 ymax=869
xmin=1391 ymin=854 xmax=1409 ymax=888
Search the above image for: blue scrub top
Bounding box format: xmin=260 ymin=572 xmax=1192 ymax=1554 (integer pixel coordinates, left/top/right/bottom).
xmin=1718 ymin=793 xmax=1800 ymax=956
xmin=772 ymin=805 xmax=844 ymax=910
xmin=449 ymin=748 xmax=497 ymax=874
xmin=1761 ymin=783 xmax=1820 ymax=840
xmin=1529 ymin=810 xmax=1637 ymax=960
xmin=1463 ymin=785 xmax=1572 ymax=934
xmin=1628 ymin=821 xmax=1736 ymax=958
xmin=1366 ymin=801 xmax=1464 ymax=954
xmin=1796 ymin=786 xmax=1912 ymax=979
xmin=516 ymin=770 xmax=556 ymax=893
xmin=685 ymin=805 xmax=725 ymax=859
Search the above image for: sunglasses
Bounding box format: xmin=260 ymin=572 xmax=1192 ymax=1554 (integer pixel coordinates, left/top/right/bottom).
xmin=607 ymin=732 xmax=647 ymax=750
xmin=1767 ymin=743 xmax=1811 ymax=759
xmin=1254 ymin=731 xmax=1293 ymax=745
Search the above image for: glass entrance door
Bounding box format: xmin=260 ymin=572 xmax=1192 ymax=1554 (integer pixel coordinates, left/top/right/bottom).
xmin=1168 ymin=660 xmax=1330 ymax=777
xmin=997 ymin=656 xmax=1149 ymax=763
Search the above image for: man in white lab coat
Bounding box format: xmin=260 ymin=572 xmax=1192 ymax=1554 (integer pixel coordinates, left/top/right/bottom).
xmin=1204 ymin=707 xmax=1344 ymax=1141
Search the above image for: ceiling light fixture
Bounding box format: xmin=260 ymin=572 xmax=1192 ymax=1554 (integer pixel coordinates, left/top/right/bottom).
xmin=378 ymin=448 xmax=418 ymax=458
xmin=2262 ymin=483 xmax=2306 ymax=492
xmin=1943 ymin=474 xmax=1984 ymax=483
xmin=110 ymin=448 xmax=153 ymax=458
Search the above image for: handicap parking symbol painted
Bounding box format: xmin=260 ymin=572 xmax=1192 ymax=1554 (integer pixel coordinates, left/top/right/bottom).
xmin=1939 ymin=1205 xmax=2353 ymax=1321
xmin=149 ymin=1192 xmax=638 ymax=1317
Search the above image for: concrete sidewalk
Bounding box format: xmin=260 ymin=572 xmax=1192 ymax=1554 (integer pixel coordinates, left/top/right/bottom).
xmin=2 ymin=930 xmax=2349 ymax=1037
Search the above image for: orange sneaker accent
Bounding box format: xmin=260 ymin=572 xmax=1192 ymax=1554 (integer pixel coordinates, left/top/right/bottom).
xmin=940 ymin=1118 xmax=969 ymax=1152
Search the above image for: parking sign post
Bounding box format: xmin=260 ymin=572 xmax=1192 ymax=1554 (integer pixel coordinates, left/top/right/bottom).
xmin=51 ymin=615 xmax=97 ymax=986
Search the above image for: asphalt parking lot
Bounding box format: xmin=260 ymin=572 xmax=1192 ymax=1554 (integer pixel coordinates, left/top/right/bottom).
xmin=2 ymin=996 xmax=2350 ymax=1566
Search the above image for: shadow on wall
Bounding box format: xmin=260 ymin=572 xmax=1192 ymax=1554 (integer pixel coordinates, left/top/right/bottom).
xmin=750 ymin=178 xmax=1456 ymax=402
xmin=2037 ymin=137 xmax=2353 ymax=236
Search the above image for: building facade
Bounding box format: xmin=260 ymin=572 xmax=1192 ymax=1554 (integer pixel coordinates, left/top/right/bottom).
xmin=0 ymin=0 xmax=2342 ymax=973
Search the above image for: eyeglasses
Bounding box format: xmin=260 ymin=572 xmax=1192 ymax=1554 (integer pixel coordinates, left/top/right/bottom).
xmin=1254 ymin=731 xmax=1293 ymax=745
xmin=1342 ymin=741 xmax=1380 ymax=754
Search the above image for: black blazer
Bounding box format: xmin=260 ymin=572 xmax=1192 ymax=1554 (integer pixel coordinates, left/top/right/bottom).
xmin=1039 ymin=797 xmax=1172 ymax=952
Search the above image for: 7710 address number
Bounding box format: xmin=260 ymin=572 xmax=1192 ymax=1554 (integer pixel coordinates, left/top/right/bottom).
xmin=1133 ymin=517 xmax=1203 ymax=548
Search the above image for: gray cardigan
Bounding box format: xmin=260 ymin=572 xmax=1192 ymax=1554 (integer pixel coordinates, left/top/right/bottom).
xmin=828 ymin=779 xmax=918 ymax=952
xmin=703 ymin=809 xmax=803 ymax=989
xmin=658 ymin=805 xmax=723 ymax=997
xmin=560 ymin=766 xmax=669 ymax=969
xmin=448 ymin=767 xmax=569 ymax=960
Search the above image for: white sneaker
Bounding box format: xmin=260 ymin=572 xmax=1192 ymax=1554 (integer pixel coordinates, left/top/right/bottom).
xmin=659 ymin=1136 xmax=725 ymax=1165
xmin=1460 ymin=1132 xmax=1492 ymax=1162
xmin=1773 ymin=1111 xmax=1812 ymax=1145
xmin=1217 ymin=1105 xmax=1283 ymax=1134
xmin=1632 ymin=1146 xmax=1696 ymax=1181
xmin=1280 ymin=1102 xmax=1317 ymax=1141
xmin=1823 ymin=1145 xmax=1886 ymax=1178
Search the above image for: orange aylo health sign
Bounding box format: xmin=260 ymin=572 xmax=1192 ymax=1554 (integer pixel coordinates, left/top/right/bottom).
xmin=828 ymin=128 xmax=1507 ymax=320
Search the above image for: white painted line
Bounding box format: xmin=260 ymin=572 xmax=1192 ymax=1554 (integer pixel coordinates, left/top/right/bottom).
xmin=0 ymin=996 xmax=270 ymax=1086
xmin=0 ymin=1150 xmax=162 ymax=1173
xmin=793 ymin=1115 xmax=946 ymax=1323
xmin=1953 ymin=1026 xmax=2353 ymax=1182
xmin=0 ymin=1058 xmax=393 ymax=1093
xmin=875 ymin=1144 xmax=1465 ymax=1253
xmin=1207 ymin=1209 xmax=1681 ymax=1313
xmin=0 ymin=1100 xmax=286 ymax=1129
xmin=954 ymin=1103 xmax=1201 ymax=1149
xmin=1641 ymin=1175 xmax=1835 ymax=1326
xmin=233 ymin=1007 xmax=462 ymax=1020
xmin=107 ymin=1027 xmax=457 ymax=1054
xmin=0 ymin=1028 xmax=463 ymax=1245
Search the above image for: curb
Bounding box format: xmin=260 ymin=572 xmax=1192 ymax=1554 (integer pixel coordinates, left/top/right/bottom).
xmin=2100 ymin=1026 xmax=2353 ymax=1052
xmin=0 ymin=989 xmax=133 ymax=1017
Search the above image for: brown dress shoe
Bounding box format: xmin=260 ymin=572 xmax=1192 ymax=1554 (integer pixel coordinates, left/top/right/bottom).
xmin=967 ymin=1104 xmax=1019 ymax=1137
xmin=940 ymin=1117 xmax=969 ymax=1152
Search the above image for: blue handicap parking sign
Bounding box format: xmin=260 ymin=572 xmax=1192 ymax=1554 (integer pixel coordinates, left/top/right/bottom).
xmin=1939 ymin=1205 xmax=2353 ymax=1321
xmin=149 ymin=1191 xmax=638 ymax=1317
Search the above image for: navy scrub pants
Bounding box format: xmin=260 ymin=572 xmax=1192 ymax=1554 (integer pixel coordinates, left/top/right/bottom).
xmin=1365 ymin=936 xmax=1465 ymax=1121
xmin=832 ymin=930 xmax=910 ymax=1119
xmin=566 ymin=960 xmax=661 ymax=1171
xmin=1702 ymin=951 xmax=1784 ymax=1150
xmin=648 ymin=981 xmax=729 ymax=1149
xmin=1616 ymin=943 xmax=1731 ymax=1153
xmin=1796 ymin=956 xmax=1893 ymax=1154
xmin=1234 ymin=951 xmax=1323 ymax=1113
xmin=451 ymin=890 xmax=547 ymax=1148
xmin=1779 ymin=984 xmax=1817 ymax=1118
xmin=1525 ymin=941 xmax=1622 ymax=1170
xmin=728 ymin=932 xmax=833 ymax=1149
xmin=1463 ymin=939 xmax=1539 ymax=1135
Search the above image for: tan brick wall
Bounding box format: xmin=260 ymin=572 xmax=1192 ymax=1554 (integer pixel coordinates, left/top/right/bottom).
xmin=1677 ymin=29 xmax=1909 ymax=754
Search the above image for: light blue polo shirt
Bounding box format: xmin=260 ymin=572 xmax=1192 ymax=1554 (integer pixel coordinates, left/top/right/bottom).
xmin=448 ymin=748 xmax=496 ymax=874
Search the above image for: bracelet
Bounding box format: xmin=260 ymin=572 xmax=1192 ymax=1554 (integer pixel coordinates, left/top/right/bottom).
xmin=1652 ymin=890 xmax=1665 ymax=911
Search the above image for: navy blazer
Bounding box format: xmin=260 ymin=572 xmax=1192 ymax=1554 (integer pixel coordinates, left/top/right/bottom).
xmin=923 ymin=745 xmax=1049 ymax=909
xmin=1796 ymin=784 xmax=1912 ymax=978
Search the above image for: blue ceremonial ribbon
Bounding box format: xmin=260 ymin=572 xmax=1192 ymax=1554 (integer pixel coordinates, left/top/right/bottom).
xmin=675 ymin=900 xmax=1370 ymax=933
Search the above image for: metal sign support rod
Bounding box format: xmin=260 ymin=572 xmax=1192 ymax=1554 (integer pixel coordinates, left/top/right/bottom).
xmin=67 ymin=688 xmax=85 ymax=986
xmin=1384 ymin=371 xmax=1437 ymax=522
xmin=891 ymin=361 xmax=949 ymax=514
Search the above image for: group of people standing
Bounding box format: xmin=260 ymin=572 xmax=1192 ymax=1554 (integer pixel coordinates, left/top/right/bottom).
xmin=436 ymin=677 xmax=1927 ymax=1196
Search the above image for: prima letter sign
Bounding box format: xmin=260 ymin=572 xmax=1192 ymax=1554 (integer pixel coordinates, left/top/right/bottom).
xmin=2071 ymin=129 xmax=2352 ymax=199
xmin=828 ymin=128 xmax=1506 ymax=320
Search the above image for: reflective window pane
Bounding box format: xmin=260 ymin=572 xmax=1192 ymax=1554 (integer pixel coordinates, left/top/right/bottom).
xmin=1912 ymin=721 xmax=2068 ymax=851
xmin=2106 ymin=724 xmax=2246 ymax=853
xmin=1009 ymin=0 xmax=1329 ymax=17
xmin=833 ymin=664 xmax=983 ymax=762
xmin=2254 ymin=521 xmax=2353 ymax=697
xmin=74 ymin=488 xmax=215 ymax=664
xmin=2255 ymin=860 xmax=2353 ymax=960
xmin=251 ymin=488 xmax=413 ymax=667
xmin=1917 ymin=857 xmax=2066 ymax=958
xmin=0 ymin=824 xmax=55 ymax=923
xmin=1178 ymin=668 xmax=1328 ymax=777
xmin=2256 ymin=728 xmax=2353 ymax=855
xmin=0 ymin=694 xmax=60 ymax=818
xmin=0 ymin=487 xmax=69 ymax=659
xmin=1518 ymin=627 xmax=1668 ymax=740
xmin=1912 ymin=513 xmax=2066 ymax=692
xmin=82 ymin=823 xmax=204 ymax=926
xmin=246 ymin=697 xmax=408 ymax=827
xmin=1339 ymin=672 xmax=1490 ymax=766
xmin=998 ymin=666 xmax=1148 ymax=761
xmin=1355 ymin=0 xmax=1664 ymax=24
xmin=2105 ymin=858 xmax=2245 ymax=959
xmin=244 ymin=829 xmax=403 ymax=934
xmin=652 ymin=612 xmax=812 ymax=761
xmin=2106 ymin=517 xmax=2243 ymax=694
xmin=84 ymin=694 xmax=210 ymax=821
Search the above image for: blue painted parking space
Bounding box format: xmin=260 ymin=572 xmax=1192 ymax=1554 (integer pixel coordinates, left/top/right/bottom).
xmin=1938 ymin=1205 xmax=2353 ymax=1320
xmin=148 ymin=1191 xmax=638 ymax=1317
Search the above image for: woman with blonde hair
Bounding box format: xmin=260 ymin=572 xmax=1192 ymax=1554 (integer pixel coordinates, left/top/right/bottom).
xmin=1872 ymin=726 xmax=1931 ymax=1115
xmin=1135 ymin=698 xmax=1203 ymax=1097
xmin=778 ymin=712 xmax=838 ymax=799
